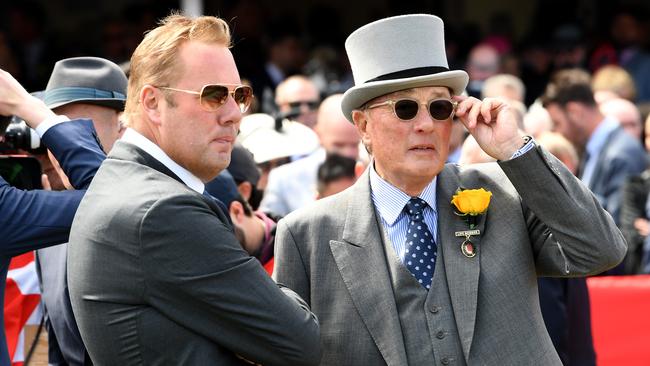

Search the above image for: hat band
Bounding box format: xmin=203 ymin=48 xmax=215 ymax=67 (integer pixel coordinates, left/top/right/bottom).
xmin=365 ymin=66 xmax=450 ymax=83
xmin=44 ymin=87 xmax=126 ymax=106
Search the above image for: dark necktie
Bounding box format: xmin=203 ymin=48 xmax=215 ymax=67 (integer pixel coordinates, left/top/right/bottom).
xmin=404 ymin=197 xmax=437 ymax=289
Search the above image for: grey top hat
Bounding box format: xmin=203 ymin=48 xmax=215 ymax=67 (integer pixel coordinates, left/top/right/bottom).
xmin=44 ymin=57 xmax=128 ymax=111
xmin=341 ymin=14 xmax=469 ymax=121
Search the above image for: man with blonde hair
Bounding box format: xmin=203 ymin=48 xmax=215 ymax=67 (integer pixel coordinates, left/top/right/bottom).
xmin=67 ymin=14 xmax=320 ymax=366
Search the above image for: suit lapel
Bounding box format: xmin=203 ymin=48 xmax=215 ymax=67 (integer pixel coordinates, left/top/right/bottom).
xmin=109 ymin=141 xmax=231 ymax=226
xmin=437 ymin=166 xmax=482 ymax=361
xmin=329 ymin=170 xmax=408 ymax=366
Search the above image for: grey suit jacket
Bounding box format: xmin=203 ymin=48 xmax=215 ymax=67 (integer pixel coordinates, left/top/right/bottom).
xmin=68 ymin=140 xmax=321 ymax=366
xmin=585 ymin=126 xmax=646 ymax=225
xmin=274 ymin=145 xmax=626 ymax=366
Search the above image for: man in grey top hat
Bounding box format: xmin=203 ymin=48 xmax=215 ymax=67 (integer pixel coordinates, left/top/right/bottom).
xmin=273 ymin=14 xmax=626 ymax=365
xmin=35 ymin=56 xmax=127 ymax=366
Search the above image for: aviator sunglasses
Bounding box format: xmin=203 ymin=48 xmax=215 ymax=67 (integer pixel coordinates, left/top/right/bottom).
xmin=157 ymin=84 xmax=254 ymax=113
xmin=365 ymin=98 xmax=458 ymax=121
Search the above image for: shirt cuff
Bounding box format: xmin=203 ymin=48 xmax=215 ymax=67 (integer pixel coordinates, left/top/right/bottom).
xmin=35 ymin=115 xmax=70 ymax=138
xmin=509 ymin=137 xmax=535 ymax=160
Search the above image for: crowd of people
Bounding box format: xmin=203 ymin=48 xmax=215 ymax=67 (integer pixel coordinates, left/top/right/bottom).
xmin=0 ymin=3 xmax=649 ymax=366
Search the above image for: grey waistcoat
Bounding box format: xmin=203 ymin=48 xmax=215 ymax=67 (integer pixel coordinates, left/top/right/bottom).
xmin=381 ymin=228 xmax=467 ymax=366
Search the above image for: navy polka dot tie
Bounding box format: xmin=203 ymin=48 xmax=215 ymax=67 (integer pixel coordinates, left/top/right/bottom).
xmin=404 ymin=197 xmax=437 ymax=289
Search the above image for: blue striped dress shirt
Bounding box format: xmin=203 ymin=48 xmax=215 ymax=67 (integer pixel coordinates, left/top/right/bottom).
xmin=369 ymin=166 xmax=438 ymax=263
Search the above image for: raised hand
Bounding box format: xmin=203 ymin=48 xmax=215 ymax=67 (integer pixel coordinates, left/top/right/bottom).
xmin=453 ymin=96 xmax=525 ymax=161
xmin=0 ymin=68 xmax=55 ymax=129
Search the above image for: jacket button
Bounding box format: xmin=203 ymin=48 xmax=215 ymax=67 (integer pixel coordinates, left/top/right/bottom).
xmin=441 ymin=357 xmax=450 ymax=365
xmin=430 ymin=305 xmax=440 ymax=314
xmin=436 ymin=330 xmax=446 ymax=339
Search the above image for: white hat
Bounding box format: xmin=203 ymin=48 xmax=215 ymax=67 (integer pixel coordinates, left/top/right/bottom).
xmin=341 ymin=14 xmax=469 ymax=121
xmin=237 ymin=113 xmax=320 ymax=164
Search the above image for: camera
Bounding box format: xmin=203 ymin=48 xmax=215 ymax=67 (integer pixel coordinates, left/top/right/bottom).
xmin=0 ymin=114 xmax=42 ymax=153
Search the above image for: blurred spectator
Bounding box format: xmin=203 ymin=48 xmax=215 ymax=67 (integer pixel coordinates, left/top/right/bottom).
xmin=260 ymin=94 xmax=359 ymax=217
xmin=542 ymin=69 xmax=646 ymax=228
xmin=481 ymin=74 xmax=525 ymax=102
xmin=237 ymin=113 xmax=320 ymax=190
xmin=316 ymin=153 xmax=358 ymax=199
xmin=481 ymin=73 xmax=527 ymax=131
xmin=275 ymin=75 xmax=320 ymax=129
xmin=537 ymin=132 xmax=580 ymax=175
xmin=599 ymin=98 xmax=643 ymax=141
xmin=620 ymin=114 xmax=650 ymax=274
xmin=524 ymin=103 xmax=554 ymax=138
xmin=227 ymin=143 xmax=264 ymax=210
xmin=465 ymin=43 xmax=500 ymax=98
xmin=205 ymin=171 xmax=276 ymax=267
xmin=592 ymin=65 xmax=637 ymax=103
xmin=458 ymin=135 xmax=496 ymax=165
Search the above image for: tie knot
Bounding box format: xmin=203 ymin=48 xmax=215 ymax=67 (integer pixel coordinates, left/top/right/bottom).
xmin=405 ymin=197 xmax=428 ymax=217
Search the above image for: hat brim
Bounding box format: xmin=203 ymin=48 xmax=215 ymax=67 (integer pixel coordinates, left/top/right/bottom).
xmin=341 ymin=70 xmax=469 ymax=122
xmin=47 ymin=98 xmax=126 ymax=111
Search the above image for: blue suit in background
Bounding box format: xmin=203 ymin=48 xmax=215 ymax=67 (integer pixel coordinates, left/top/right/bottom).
xmin=0 ymin=119 xmax=104 ymax=366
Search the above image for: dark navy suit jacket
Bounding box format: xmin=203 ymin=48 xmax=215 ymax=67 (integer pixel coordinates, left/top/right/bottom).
xmin=584 ymin=126 xmax=647 ymax=225
xmin=0 ymin=119 xmax=104 ymax=366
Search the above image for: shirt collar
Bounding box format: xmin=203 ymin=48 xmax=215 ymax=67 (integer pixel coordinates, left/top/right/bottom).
xmin=369 ymin=161 xmax=437 ymax=226
xmin=120 ymin=128 xmax=205 ymax=194
xmin=585 ymin=116 xmax=619 ymax=159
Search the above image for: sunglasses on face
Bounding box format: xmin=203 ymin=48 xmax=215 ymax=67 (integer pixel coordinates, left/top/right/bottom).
xmin=157 ymin=84 xmax=254 ymax=113
xmin=287 ymin=100 xmax=319 ymax=110
xmin=365 ymin=98 xmax=458 ymax=121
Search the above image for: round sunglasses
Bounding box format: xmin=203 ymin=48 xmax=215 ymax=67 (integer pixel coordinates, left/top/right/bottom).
xmin=157 ymin=84 xmax=254 ymax=113
xmin=365 ymin=98 xmax=458 ymax=121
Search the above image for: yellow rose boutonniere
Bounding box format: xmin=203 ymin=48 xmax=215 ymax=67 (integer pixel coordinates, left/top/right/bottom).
xmin=451 ymin=188 xmax=492 ymax=258
xmin=451 ymin=188 xmax=492 ymax=217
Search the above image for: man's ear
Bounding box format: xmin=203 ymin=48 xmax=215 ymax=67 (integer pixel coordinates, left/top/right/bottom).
xmin=140 ymin=85 xmax=162 ymax=125
xmin=229 ymin=201 xmax=245 ymax=224
xmin=237 ymin=181 xmax=253 ymax=201
xmin=352 ymin=110 xmax=371 ymax=150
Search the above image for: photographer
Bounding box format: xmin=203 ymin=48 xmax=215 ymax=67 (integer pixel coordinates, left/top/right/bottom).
xmin=0 ymin=67 xmax=105 ymax=365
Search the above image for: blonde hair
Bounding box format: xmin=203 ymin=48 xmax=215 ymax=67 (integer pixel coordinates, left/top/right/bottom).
xmin=592 ymin=65 xmax=637 ymax=101
xmin=123 ymin=13 xmax=232 ymax=123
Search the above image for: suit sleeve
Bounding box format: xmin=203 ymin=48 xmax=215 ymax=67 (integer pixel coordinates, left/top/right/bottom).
xmin=0 ymin=119 xmax=104 ymax=253
xmin=272 ymin=219 xmax=311 ymax=304
xmin=139 ymin=194 xmax=321 ymax=366
xmin=0 ymin=177 xmax=84 ymax=255
xmin=41 ymin=119 xmax=105 ymax=189
xmin=498 ymin=145 xmax=626 ymax=276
